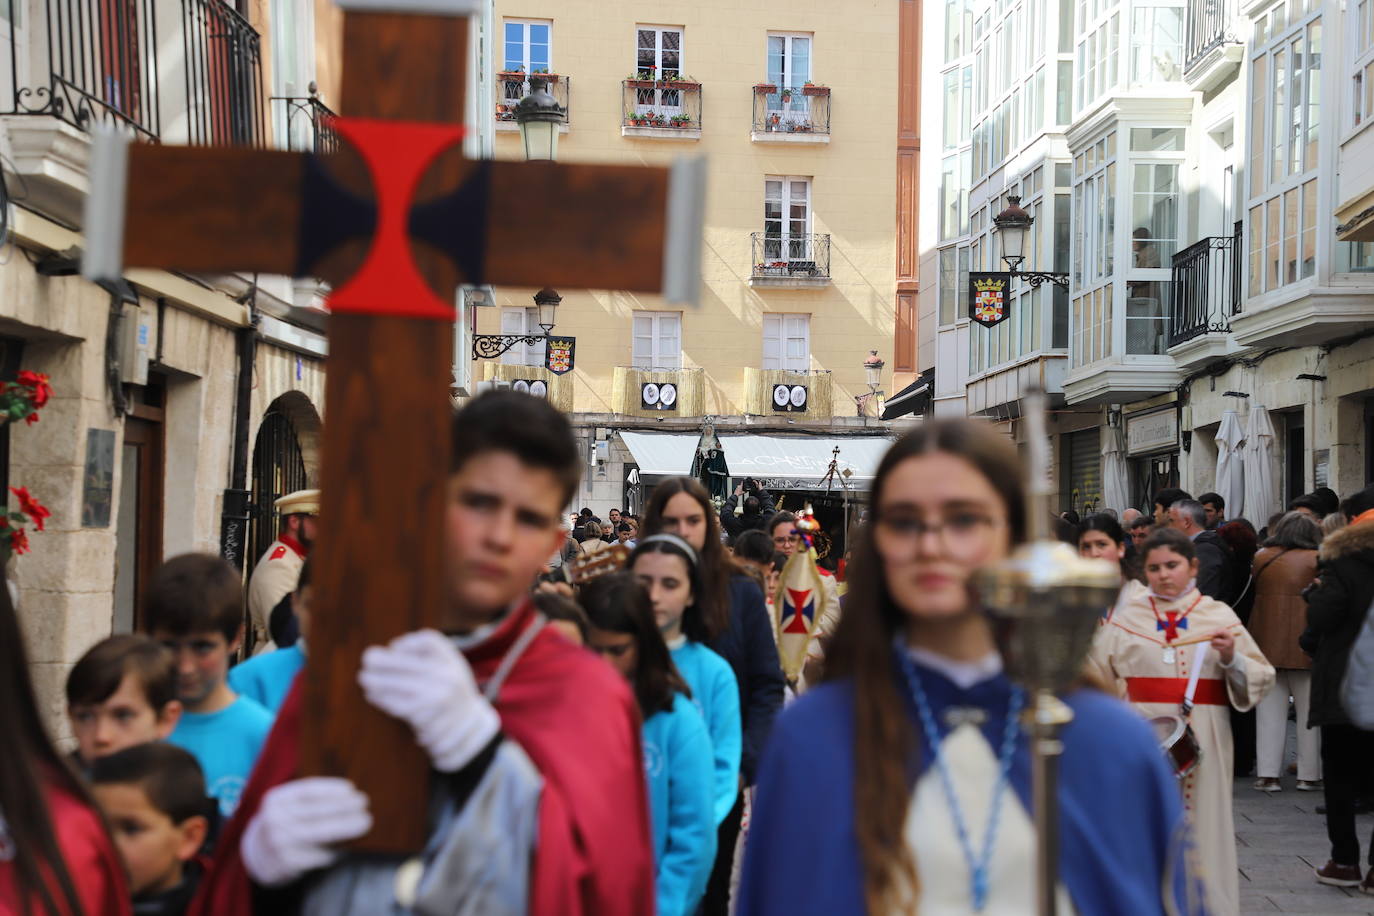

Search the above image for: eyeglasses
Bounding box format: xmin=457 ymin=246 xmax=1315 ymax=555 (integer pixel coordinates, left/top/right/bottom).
xmin=873 ymin=511 xmax=1003 ymax=555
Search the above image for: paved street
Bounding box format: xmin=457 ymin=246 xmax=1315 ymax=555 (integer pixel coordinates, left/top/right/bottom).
xmin=1237 ymin=724 xmax=1373 ymax=915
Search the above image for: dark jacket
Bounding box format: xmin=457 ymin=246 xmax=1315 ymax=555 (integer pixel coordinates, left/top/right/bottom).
xmin=720 ymin=490 xmax=776 ymax=540
xmin=1192 ymin=529 xmax=1232 ymax=603
xmin=709 ymin=574 xmax=785 ymax=785
xmin=1300 ymin=519 xmax=1374 ymax=727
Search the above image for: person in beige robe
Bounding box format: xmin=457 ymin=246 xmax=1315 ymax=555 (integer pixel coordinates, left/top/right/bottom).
xmin=1087 ymin=528 xmax=1275 ymax=916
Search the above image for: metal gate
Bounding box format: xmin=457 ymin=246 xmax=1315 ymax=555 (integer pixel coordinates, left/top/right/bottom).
xmin=248 ymin=411 xmax=307 ymax=568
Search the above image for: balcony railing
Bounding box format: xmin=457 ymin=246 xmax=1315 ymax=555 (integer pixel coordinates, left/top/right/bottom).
xmin=1168 ymin=223 xmax=1242 ymax=347
xmin=621 ymin=78 xmax=701 ymax=131
xmin=1184 ymin=0 xmax=1237 ymax=72
xmin=751 ymin=232 xmax=831 ymax=281
xmin=751 ymin=83 xmax=830 ymax=136
xmin=4 ymin=0 xmax=161 ymax=138
xmin=495 ymin=72 xmax=569 ymax=124
xmin=183 ymin=0 xmax=266 ymax=146
xmin=271 ymin=89 xmax=338 ymax=153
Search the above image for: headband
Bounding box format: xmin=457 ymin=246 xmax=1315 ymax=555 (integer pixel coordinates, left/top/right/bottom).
xmin=634 ymin=533 xmax=700 ymax=567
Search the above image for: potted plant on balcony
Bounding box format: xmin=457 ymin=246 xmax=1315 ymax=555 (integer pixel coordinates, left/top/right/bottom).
xmin=627 ymin=69 xmax=656 ymax=88
xmin=767 ymin=112 xmax=782 ymax=129
xmin=530 ymin=67 xmax=560 ymax=83
xmin=627 ymin=110 xmax=648 ymax=126
xmin=802 ymin=81 xmax=830 ymax=96
xmin=754 ymin=82 xmax=778 ymax=94
xmin=647 ymin=111 xmax=667 ymax=127
xmin=497 ymin=66 xmax=525 ymax=82
xmin=779 ymin=88 xmax=793 ymax=103
xmin=669 ymin=113 xmax=693 ymax=128
xmin=789 ymin=120 xmax=814 ymax=133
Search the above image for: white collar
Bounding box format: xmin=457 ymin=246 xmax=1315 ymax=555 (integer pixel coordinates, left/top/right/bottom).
xmin=1148 ymin=580 xmax=1198 ymax=602
xmin=665 ymin=633 xmax=688 ymax=650
xmin=905 ymin=645 xmax=1003 ymax=690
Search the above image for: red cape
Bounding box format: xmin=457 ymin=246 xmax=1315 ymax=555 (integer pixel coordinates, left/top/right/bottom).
xmin=189 ymin=600 xmax=655 ymax=915
xmin=0 ymin=775 xmax=131 ymax=915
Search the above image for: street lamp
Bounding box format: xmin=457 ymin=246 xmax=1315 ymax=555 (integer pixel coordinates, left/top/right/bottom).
xmin=472 ymin=288 xmax=561 ymax=359
xmin=470 ymin=83 xmax=568 ymax=360
xmin=992 ymin=195 xmax=1068 ymax=289
xmin=514 ymin=77 xmax=564 ymax=162
xmin=863 ymin=350 xmax=885 ymax=390
xmin=856 ymin=350 xmax=885 ymax=417
xmin=533 ymin=286 xmax=561 ymax=333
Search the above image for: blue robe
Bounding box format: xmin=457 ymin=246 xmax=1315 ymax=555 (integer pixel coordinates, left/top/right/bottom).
xmin=738 ymin=662 xmax=1207 ymax=915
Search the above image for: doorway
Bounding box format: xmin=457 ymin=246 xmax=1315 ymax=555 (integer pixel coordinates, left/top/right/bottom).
xmin=113 ymin=383 xmax=165 ymax=634
xmin=1285 ymin=415 xmax=1305 ymax=506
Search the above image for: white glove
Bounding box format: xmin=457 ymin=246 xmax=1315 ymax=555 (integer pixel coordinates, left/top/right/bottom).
xmin=241 ymin=777 xmax=372 ymax=887
xmin=357 ymin=629 xmax=501 ymax=773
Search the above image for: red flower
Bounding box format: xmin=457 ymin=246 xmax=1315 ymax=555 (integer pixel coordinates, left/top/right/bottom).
xmin=10 ymin=487 xmax=49 ymax=531
xmin=10 ymin=527 xmax=29 ymax=555
xmin=24 ymin=412 xmax=37 ymax=425
xmin=16 ymin=371 xmax=51 ymax=408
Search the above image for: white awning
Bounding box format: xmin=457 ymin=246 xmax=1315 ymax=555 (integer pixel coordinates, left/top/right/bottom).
xmin=720 ymin=435 xmax=893 ymax=491
xmin=617 ymin=431 xmax=698 ymax=477
xmin=616 ymin=431 xmax=894 ymax=491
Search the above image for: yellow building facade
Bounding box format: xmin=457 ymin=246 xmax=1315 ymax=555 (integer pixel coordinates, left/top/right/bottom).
xmin=474 ymin=0 xmax=905 ymax=513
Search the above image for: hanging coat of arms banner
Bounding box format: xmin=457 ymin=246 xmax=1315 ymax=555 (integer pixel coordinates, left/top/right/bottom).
xmin=968 ymin=272 xmax=1012 ymax=328
xmin=544 ymin=336 xmax=575 ymax=375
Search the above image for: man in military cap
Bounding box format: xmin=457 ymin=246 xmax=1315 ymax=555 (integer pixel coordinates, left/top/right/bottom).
xmin=246 ymin=489 xmax=318 ymax=652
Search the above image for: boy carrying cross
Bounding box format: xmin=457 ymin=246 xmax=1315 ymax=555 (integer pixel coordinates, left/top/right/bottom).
xmin=192 ymin=392 xmax=655 ymax=915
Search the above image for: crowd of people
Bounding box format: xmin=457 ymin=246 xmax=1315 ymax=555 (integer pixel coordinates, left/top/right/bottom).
xmin=3 ymin=391 xmax=1373 ymax=914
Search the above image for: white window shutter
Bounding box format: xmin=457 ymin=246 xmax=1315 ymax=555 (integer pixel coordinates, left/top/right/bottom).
xmin=762 ymin=314 xmax=781 ymax=369
xmin=659 ymin=314 xmax=682 ymax=369
xmin=632 ymin=314 xmax=653 ymax=368
xmin=500 ymin=308 xmax=524 ymax=366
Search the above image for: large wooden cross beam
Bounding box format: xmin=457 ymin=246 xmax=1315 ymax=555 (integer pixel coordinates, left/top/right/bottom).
xmin=84 ymin=0 xmax=703 ymax=852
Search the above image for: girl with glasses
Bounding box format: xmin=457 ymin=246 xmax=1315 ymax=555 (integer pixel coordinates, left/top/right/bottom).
xmin=739 ymin=420 xmax=1204 ymax=915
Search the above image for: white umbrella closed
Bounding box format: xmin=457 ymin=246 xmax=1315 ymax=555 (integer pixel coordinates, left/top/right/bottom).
xmin=1102 ymin=423 xmax=1131 ymax=515
xmin=1214 ymin=409 xmax=1247 ymax=521
xmin=1243 ymin=405 xmax=1278 ymax=526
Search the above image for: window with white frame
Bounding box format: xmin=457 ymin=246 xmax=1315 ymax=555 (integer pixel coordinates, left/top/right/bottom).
xmin=1125 ymin=133 xmax=1182 ymax=355
xmin=765 ymin=33 xmax=812 ymax=124
xmin=635 ymin=26 xmax=684 ymax=112
xmin=943 ymin=65 xmax=972 ymax=150
xmin=1130 ymin=0 xmax=1184 ymax=84
xmin=762 ymin=314 xmax=811 ymax=371
xmin=1071 ymin=131 xmax=1117 ymax=367
xmin=1074 ymin=0 xmax=1119 ymax=113
xmin=502 ymin=20 xmax=552 ymax=107
xmin=764 ymin=177 xmax=812 ymax=261
xmin=1247 ymin=7 xmax=1320 ymax=296
xmin=499 ymin=307 xmax=545 ymax=367
xmin=938 ymin=244 xmax=971 ymax=325
xmin=632 ymin=312 xmax=681 ymax=369
xmin=1353 ymin=0 xmax=1374 ymax=127
xmin=939 ymin=152 xmax=971 ymax=241
xmin=947 ymin=0 xmax=972 ymax=61
xmin=271 ymin=0 xmax=316 ymax=150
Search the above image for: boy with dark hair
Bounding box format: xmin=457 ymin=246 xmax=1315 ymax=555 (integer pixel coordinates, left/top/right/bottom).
xmin=227 ymin=558 xmax=311 ymax=714
xmin=144 ymin=553 xmax=271 ymax=818
xmin=197 ymin=391 xmax=655 ymax=916
xmin=91 ymin=743 xmax=211 ymax=915
xmin=67 ymin=635 xmax=181 ymax=771
xmin=1152 ymin=486 xmax=1192 ymax=525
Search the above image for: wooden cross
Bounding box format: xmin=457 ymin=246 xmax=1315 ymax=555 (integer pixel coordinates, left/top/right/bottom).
xmin=83 ymin=0 xmax=703 ymax=852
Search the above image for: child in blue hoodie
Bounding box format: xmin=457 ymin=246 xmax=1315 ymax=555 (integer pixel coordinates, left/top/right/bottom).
xmin=630 ymin=534 xmax=742 ymax=826
xmin=580 ymin=572 xmax=717 ymax=916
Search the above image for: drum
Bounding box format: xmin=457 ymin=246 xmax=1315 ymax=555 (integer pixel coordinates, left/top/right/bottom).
xmin=1150 ymin=715 xmax=1202 ymax=780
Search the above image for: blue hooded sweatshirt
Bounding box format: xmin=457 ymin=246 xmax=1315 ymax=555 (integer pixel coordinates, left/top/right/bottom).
xmin=669 ymin=638 xmax=742 ymax=824
xmin=643 ymin=692 xmax=718 ymax=916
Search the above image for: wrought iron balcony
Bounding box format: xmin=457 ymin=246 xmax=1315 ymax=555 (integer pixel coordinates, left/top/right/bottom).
xmin=750 ymin=233 xmax=831 ymax=286
xmin=183 ymin=0 xmax=266 ymax=146
xmin=1184 ymin=0 xmax=1237 ymax=73
xmin=3 ymin=0 xmax=161 ymax=137
xmin=1169 ymin=223 xmax=1242 ymax=347
xmin=1 ymin=0 xmax=266 ymax=144
xmin=495 ymin=71 xmax=570 ymax=125
xmin=271 ymin=89 xmax=338 ymax=153
xmin=751 ymin=83 xmax=830 ymax=138
xmin=621 ymin=78 xmax=701 ymax=133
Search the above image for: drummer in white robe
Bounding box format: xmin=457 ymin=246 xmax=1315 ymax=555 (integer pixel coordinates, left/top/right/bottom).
xmin=1087 ymin=527 xmax=1274 ymax=916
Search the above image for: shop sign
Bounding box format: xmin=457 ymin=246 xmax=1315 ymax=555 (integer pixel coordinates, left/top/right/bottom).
xmin=1126 ymin=409 xmax=1178 ymax=455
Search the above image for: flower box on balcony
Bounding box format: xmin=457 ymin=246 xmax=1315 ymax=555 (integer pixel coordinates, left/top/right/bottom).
xmin=662 ymin=80 xmax=699 ymax=90
xmin=753 ymin=83 xmax=778 ymax=94
xmin=626 ymin=79 xmax=657 ymax=88
xmin=801 ymin=84 xmax=830 ymax=96
xmin=498 ymin=71 xmax=526 ymax=80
